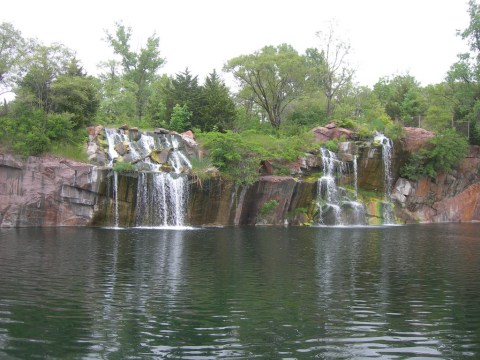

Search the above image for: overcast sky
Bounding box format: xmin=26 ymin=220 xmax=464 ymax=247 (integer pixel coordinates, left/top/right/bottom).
xmin=1 ymin=0 xmax=471 ymax=89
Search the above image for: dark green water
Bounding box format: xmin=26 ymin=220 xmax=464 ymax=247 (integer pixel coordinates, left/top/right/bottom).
xmin=0 ymin=224 xmax=479 ymax=359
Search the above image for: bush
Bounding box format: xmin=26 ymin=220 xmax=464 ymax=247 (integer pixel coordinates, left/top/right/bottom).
xmin=401 ymin=129 xmax=468 ymax=180
xmin=113 ymin=161 xmax=135 ymax=173
xmin=258 ymin=199 xmax=279 ymax=216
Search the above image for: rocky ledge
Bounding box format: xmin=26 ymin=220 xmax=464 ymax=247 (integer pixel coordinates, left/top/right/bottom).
xmin=0 ymin=153 xmax=101 ymax=227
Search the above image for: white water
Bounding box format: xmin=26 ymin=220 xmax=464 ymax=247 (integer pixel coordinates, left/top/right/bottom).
xmin=104 ymin=128 xmax=191 ymax=227
xmin=374 ymin=133 xmax=395 ymax=224
xmin=317 ymin=149 xmax=344 ymax=225
xmin=353 ymin=155 xmax=358 ymax=199
xmin=112 ymin=171 xmax=119 ymax=228
xmin=135 ymin=172 xmax=189 ymax=227
xmin=317 ymin=148 xmax=367 ymax=226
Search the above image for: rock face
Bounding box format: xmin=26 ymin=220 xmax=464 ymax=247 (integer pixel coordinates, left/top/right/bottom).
xmin=311 ymin=122 xmax=354 ymax=142
xmin=188 ymin=176 xmax=317 ymax=226
xmin=1 ymin=127 xmax=479 ymax=227
xmin=392 ymin=145 xmax=480 ymax=223
xmin=0 ymin=153 xmax=104 ymax=227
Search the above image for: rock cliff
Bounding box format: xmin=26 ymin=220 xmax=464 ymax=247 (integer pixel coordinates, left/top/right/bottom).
xmin=1 ymin=125 xmax=479 ymax=227
xmin=0 ymin=153 xmax=104 ymax=227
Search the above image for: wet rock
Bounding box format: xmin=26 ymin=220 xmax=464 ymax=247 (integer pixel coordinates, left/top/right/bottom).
xmin=154 ymin=128 xmax=170 ymax=134
xmin=150 ymin=148 xmax=171 ymax=164
xmin=129 ymin=127 xmax=141 ymax=141
xmin=114 ymin=142 xmax=129 ymax=156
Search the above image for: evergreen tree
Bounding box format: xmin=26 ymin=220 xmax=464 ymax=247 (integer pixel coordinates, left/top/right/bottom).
xmin=198 ymin=70 xmax=236 ymax=131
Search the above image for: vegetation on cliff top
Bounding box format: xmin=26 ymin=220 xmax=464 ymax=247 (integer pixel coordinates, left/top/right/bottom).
xmin=1 ymin=1 xmax=479 ymax=177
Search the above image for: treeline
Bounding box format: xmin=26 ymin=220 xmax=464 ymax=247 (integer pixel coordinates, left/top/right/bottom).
xmin=1 ymin=2 xmax=479 ymax=165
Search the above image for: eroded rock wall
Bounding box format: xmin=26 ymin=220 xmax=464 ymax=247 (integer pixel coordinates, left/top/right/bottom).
xmin=392 ymin=146 xmax=480 ymax=223
xmin=0 ymin=154 xmax=105 ymax=227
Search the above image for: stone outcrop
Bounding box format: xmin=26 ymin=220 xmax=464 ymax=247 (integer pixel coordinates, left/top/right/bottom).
xmin=400 ymin=127 xmax=435 ymax=152
xmin=311 ymin=122 xmax=354 ymax=142
xmin=0 ymin=153 xmax=104 ymax=227
xmin=2 ymin=125 xmax=480 ymax=227
xmin=392 ymin=145 xmax=480 ymax=223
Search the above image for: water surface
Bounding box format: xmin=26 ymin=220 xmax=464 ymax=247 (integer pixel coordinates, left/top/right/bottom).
xmin=0 ymin=224 xmax=479 ymax=359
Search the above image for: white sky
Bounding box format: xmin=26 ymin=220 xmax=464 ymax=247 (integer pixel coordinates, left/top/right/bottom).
xmin=1 ymin=0 xmax=471 ymax=89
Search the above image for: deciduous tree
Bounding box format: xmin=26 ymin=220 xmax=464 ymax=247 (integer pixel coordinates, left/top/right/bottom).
xmin=104 ymin=22 xmax=165 ymax=120
xmin=224 ymin=44 xmax=306 ymax=129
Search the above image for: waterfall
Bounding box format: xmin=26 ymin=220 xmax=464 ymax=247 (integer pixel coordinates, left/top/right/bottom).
xmin=374 ymin=133 xmax=395 ymax=224
xmin=316 ymin=147 xmax=366 ymax=226
xmin=104 ymin=128 xmax=191 ymax=228
xmin=353 ymin=155 xmax=358 ymax=199
xmin=317 ymin=148 xmax=344 ymax=225
xmin=135 ymin=172 xmax=188 ymax=227
xmin=112 ymin=171 xmax=119 ymax=228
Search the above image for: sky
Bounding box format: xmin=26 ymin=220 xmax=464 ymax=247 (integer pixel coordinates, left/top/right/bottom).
xmin=1 ymin=0 xmax=472 ymax=91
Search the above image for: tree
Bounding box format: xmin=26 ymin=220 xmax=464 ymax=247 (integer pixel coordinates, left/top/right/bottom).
xmin=198 ymin=70 xmax=236 ymax=131
xmin=163 ymin=68 xmax=201 ymax=124
xmin=169 ymin=103 xmax=192 ymax=133
xmin=445 ymin=0 xmax=480 ymax=144
xmin=0 ymin=22 xmax=26 ymax=97
xmin=97 ymin=60 xmax=137 ymax=123
xmin=104 ymin=21 xmax=165 ymax=120
xmin=306 ymin=22 xmax=355 ymax=120
xmin=373 ymin=74 xmax=425 ymax=123
xmin=15 ymin=43 xmax=77 ymax=112
xmin=224 ymin=44 xmax=306 ymax=129
xmin=50 ymin=73 xmax=100 ymax=128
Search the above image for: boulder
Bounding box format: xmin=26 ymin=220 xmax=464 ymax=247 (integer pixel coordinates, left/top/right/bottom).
xmin=129 ymin=127 xmax=142 ymax=141
xmin=150 ymin=148 xmax=171 ymax=164
xmin=311 ymin=124 xmax=353 ymax=142
xmin=114 ymin=142 xmax=129 ymax=156
xmin=400 ymin=127 xmax=435 ymax=153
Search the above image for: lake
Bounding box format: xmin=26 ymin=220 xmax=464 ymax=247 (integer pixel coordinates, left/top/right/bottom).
xmin=0 ymin=224 xmax=479 ymax=359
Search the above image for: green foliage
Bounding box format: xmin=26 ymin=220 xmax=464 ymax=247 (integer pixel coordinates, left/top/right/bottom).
xmin=189 ymin=155 xmax=214 ymax=180
xmin=198 ymin=130 xmax=260 ymax=186
xmin=197 ymin=70 xmax=236 ymax=131
xmin=400 ymin=129 xmax=469 ymax=180
xmin=383 ymin=121 xmax=404 ymax=140
xmin=0 ymin=22 xmax=26 ymax=95
xmin=373 ymin=74 xmax=425 ymax=121
xmin=50 ymin=74 xmax=100 ymax=128
xmin=113 ymin=161 xmax=135 ymax=173
xmin=198 ymin=129 xmax=317 ymax=185
xmin=286 ymin=207 xmax=308 ymax=219
xmin=224 ymin=44 xmax=306 ymax=129
xmin=323 ymin=139 xmax=339 ymax=153
xmin=169 ymin=104 xmax=192 ymax=132
xmin=0 ymin=106 xmax=86 ymax=157
xmin=104 ymin=21 xmax=165 ymax=120
xmin=258 ymin=199 xmax=279 ymax=216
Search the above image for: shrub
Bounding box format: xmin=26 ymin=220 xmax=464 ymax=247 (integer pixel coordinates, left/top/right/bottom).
xmin=258 ymin=199 xmax=279 ymax=216
xmin=113 ymin=161 xmax=135 ymax=173
xmin=400 ymin=129 xmax=468 ymax=180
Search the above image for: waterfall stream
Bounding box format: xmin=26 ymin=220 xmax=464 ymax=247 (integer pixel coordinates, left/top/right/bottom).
xmin=105 ymin=128 xmax=191 ymax=228
xmin=374 ymin=133 xmax=395 ymax=224
xmin=316 ymin=148 xmax=366 ymax=226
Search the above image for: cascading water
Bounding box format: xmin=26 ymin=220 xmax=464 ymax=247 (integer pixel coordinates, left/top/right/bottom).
xmin=374 ymin=132 xmax=395 ymax=224
xmin=104 ymin=128 xmax=191 ymax=228
xmin=112 ymin=171 xmax=119 ymax=228
xmin=316 ymin=147 xmax=366 ymax=226
xmin=135 ymin=172 xmax=188 ymax=227
xmin=353 ymin=155 xmax=358 ymax=199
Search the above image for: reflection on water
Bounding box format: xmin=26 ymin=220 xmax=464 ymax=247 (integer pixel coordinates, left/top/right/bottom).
xmin=0 ymin=224 xmax=479 ymax=358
